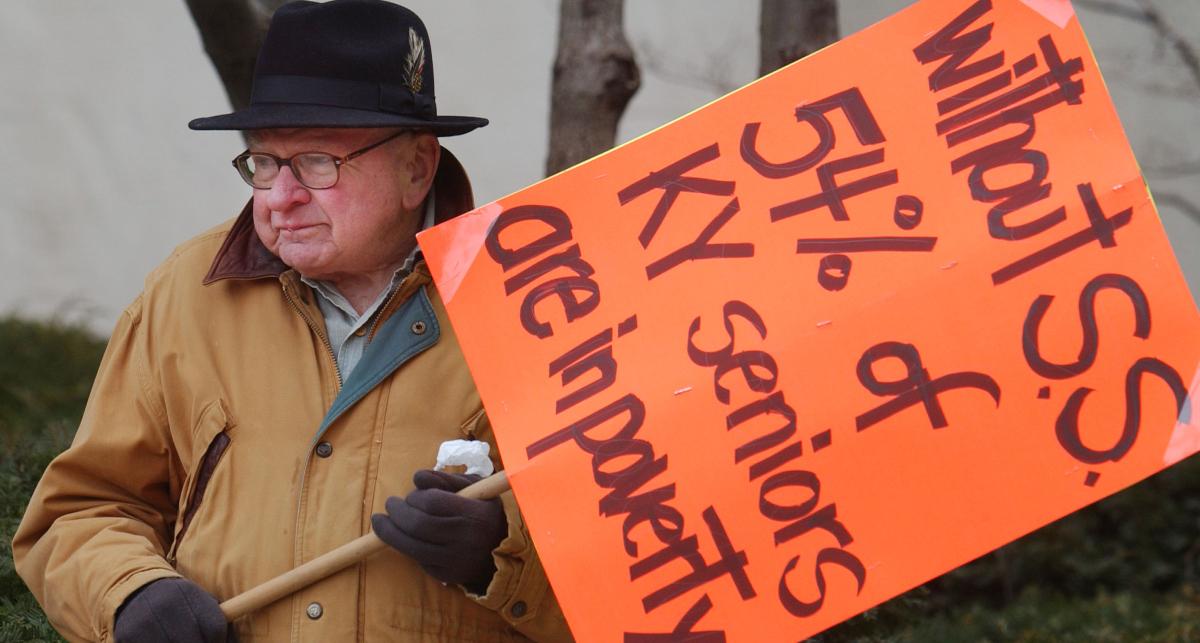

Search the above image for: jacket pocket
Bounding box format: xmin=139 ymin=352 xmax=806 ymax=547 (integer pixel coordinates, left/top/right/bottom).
xmin=168 ymin=401 xmax=233 ymax=565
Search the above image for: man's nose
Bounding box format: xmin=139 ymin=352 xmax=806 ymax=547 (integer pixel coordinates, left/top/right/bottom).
xmin=264 ymin=166 xmax=311 ymax=211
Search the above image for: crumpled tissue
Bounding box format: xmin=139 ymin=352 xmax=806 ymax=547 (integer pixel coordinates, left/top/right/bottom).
xmin=434 ymin=439 xmax=495 ymax=477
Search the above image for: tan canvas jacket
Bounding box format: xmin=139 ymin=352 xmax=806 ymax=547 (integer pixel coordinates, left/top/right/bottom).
xmin=12 ymin=152 xmax=573 ymax=643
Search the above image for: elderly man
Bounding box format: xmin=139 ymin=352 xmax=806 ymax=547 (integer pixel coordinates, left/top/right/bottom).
xmin=12 ymin=1 xmax=571 ymax=641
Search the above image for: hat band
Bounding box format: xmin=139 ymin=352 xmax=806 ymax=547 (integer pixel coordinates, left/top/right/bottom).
xmin=251 ymin=75 xmax=437 ymax=119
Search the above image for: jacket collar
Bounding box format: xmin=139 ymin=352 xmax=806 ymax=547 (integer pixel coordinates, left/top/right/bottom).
xmin=203 ymin=146 xmax=477 ymax=285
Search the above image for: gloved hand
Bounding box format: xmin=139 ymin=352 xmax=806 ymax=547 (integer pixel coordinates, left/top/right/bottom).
xmin=372 ymin=469 xmax=508 ymax=595
xmin=114 ymin=577 xmax=234 ymax=643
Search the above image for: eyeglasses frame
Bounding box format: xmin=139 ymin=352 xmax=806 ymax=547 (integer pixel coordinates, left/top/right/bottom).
xmin=231 ymin=130 xmax=410 ymax=190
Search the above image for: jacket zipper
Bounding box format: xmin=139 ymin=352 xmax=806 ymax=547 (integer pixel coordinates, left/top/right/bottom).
xmin=283 ymin=280 xmax=346 ymax=578
xmin=286 ymin=277 xmax=403 ymax=579
xmin=364 ymin=282 xmax=404 ymax=345
xmin=283 ymin=283 xmax=343 ymax=386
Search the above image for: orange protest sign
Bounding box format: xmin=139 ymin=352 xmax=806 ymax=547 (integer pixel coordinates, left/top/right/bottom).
xmin=419 ymin=0 xmax=1200 ymax=639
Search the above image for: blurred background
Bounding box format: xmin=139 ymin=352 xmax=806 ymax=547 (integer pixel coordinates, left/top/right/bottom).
xmin=2 ymin=0 xmax=1197 ymax=332
xmin=1 ymin=1 xmax=1198 ymax=640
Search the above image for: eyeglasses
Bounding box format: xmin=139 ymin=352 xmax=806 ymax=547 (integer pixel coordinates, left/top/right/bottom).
xmin=232 ymin=131 xmax=408 ymax=190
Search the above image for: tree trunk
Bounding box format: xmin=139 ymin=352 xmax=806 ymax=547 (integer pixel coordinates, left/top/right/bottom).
xmin=184 ymin=0 xmax=288 ymax=112
xmin=759 ymin=0 xmax=839 ymax=76
xmin=545 ymin=0 xmax=641 ymax=176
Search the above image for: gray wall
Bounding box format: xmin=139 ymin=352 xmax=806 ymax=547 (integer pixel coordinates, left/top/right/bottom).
xmin=1 ymin=0 xmax=1196 ymax=333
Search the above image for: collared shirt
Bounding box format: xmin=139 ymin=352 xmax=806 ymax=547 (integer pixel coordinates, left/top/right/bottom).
xmin=301 ymin=194 xmax=436 ymax=380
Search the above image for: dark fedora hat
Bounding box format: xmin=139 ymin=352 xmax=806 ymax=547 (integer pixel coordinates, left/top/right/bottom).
xmin=188 ymin=0 xmax=487 ymax=135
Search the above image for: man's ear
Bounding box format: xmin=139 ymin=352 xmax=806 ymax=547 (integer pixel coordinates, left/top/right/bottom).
xmin=402 ymin=133 xmax=441 ymax=211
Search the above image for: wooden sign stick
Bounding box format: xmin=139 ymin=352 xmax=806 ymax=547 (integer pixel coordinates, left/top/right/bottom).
xmin=218 ymin=470 xmax=511 ymax=621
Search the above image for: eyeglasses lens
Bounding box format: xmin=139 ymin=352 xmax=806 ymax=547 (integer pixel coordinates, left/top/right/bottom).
xmin=294 ymin=154 xmax=339 ymax=189
xmin=239 ymin=154 xmax=279 ymax=189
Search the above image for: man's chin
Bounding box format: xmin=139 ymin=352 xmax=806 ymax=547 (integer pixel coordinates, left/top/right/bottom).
xmin=277 ymin=247 xmax=332 ymax=277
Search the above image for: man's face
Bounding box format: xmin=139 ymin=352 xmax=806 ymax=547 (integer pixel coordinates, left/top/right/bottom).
xmin=248 ymin=128 xmax=437 ymax=282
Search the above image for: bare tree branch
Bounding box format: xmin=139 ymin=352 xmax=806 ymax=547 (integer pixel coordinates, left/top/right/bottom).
xmin=1156 ymin=192 xmax=1200 ymax=227
xmin=1077 ymin=0 xmax=1200 ymax=91
xmin=545 ymin=0 xmax=641 ymax=176
xmin=759 ymin=0 xmax=839 ymax=76
xmin=633 ymin=36 xmax=743 ymax=97
xmin=1075 ymin=0 xmax=1145 ymax=22
xmin=1135 ymin=0 xmax=1200 ymax=92
xmin=184 ymin=0 xmax=289 ymax=112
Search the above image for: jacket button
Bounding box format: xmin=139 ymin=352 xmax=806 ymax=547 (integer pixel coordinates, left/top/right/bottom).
xmin=411 ymin=320 xmax=427 ymax=335
xmin=306 ymin=602 xmax=323 ymax=620
xmin=315 ymin=442 xmax=333 ymax=458
xmin=510 ymin=600 xmax=527 ymax=618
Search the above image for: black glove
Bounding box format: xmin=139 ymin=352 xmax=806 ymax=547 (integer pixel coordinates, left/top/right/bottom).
xmin=114 ymin=577 xmax=233 ymax=643
xmin=372 ymin=469 xmax=508 ymax=594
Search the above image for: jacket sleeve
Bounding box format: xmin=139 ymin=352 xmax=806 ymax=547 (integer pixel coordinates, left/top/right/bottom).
xmin=467 ymin=412 xmax=575 ymax=642
xmin=11 ymin=296 xmax=182 ymax=642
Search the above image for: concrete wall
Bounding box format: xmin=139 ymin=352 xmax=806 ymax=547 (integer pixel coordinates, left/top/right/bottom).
xmin=1 ymin=0 xmax=1196 ymax=333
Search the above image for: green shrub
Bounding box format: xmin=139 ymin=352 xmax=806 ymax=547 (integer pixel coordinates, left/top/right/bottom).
xmin=845 ymin=586 xmax=1200 ymax=643
xmin=803 ymin=454 xmax=1200 ymax=641
xmin=0 ymin=316 xmax=103 ymax=642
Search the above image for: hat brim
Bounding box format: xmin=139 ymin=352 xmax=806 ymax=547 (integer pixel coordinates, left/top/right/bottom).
xmin=188 ymin=103 xmax=487 ymax=136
